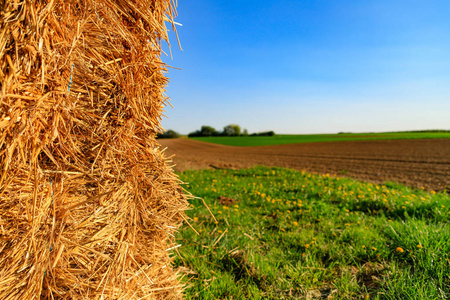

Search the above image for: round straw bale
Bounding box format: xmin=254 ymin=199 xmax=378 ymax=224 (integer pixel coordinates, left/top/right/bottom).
xmin=0 ymin=0 xmax=188 ymax=299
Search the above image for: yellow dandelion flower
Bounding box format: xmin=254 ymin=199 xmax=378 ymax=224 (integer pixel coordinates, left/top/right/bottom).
xmin=417 ymin=245 xmax=423 ymax=249
xmin=293 ymin=221 xmax=298 ymax=226
xmin=396 ymin=247 xmax=404 ymax=253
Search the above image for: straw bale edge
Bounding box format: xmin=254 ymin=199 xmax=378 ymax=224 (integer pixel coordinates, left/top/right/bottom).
xmin=0 ymin=0 xmax=189 ymax=299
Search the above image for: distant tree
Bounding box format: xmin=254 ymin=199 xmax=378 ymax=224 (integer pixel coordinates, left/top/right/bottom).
xmin=201 ymin=125 xmax=218 ymax=137
xmin=187 ymin=130 xmax=201 ymax=137
xmin=188 ymin=125 xmax=218 ymax=137
xmin=223 ymin=124 xmax=241 ymax=136
xmin=157 ymin=129 xmax=180 ymax=139
xmin=242 ymin=129 xmax=249 ymax=136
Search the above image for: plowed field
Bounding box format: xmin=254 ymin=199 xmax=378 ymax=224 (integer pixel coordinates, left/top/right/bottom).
xmin=159 ymin=138 xmax=450 ymax=192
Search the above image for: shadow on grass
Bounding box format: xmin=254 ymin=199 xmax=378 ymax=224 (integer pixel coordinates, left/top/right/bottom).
xmin=220 ymin=250 xmax=266 ymax=292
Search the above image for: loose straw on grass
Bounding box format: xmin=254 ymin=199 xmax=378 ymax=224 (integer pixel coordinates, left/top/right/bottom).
xmin=193 ymin=196 xmax=218 ymax=223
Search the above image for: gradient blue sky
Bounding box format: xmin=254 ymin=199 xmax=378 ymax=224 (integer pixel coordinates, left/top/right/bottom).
xmin=161 ymin=0 xmax=450 ymax=135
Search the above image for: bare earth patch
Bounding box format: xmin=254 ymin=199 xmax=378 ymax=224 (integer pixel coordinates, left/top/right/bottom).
xmin=217 ymin=196 xmax=239 ymax=206
xmin=159 ymin=138 xmax=450 ymax=192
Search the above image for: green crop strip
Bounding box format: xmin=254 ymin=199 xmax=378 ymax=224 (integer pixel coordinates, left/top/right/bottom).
xmin=175 ymin=166 xmax=450 ymax=299
xmin=190 ymin=131 xmax=450 ymax=147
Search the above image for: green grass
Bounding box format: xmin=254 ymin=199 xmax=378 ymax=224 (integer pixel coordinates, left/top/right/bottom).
xmin=175 ymin=166 xmax=450 ymax=299
xmin=190 ymin=131 xmax=450 ymax=146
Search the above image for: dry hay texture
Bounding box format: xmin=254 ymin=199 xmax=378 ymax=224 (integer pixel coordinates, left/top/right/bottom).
xmin=0 ymin=0 xmax=189 ymax=299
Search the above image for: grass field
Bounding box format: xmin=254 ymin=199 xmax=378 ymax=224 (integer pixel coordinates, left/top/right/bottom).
xmin=175 ymin=166 xmax=450 ymax=299
xmin=189 ymin=131 xmax=450 ymax=147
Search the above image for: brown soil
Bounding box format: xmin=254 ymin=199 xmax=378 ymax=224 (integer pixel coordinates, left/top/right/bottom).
xmin=217 ymin=196 xmax=239 ymax=206
xmin=159 ymin=138 xmax=450 ymax=192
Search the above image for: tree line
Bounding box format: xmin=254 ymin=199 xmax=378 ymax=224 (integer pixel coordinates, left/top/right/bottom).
xmin=188 ymin=125 xmax=275 ymax=138
xmin=157 ymin=125 xmax=275 ymax=139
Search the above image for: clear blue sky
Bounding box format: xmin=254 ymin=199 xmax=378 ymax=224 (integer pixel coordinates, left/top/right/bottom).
xmin=161 ymin=0 xmax=450 ymax=135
